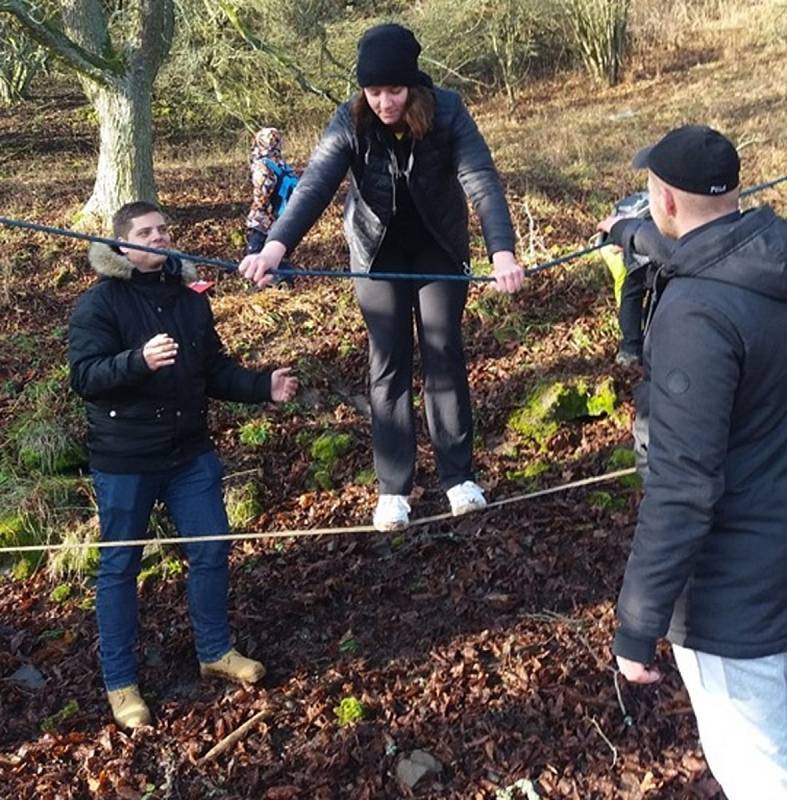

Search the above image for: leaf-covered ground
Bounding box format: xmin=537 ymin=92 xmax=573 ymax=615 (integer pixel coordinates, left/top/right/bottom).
xmin=1 ymin=21 xmax=786 ymax=797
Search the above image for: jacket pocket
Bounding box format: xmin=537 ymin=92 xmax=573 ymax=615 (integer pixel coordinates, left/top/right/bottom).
xmin=88 ymin=404 xmax=175 ymax=458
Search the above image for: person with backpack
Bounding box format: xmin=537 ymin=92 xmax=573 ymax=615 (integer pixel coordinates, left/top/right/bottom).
xmin=68 ymin=201 xmax=298 ymax=729
xmin=245 ymin=126 xmax=298 ymax=255
xmin=237 ymin=23 xmax=524 ymax=532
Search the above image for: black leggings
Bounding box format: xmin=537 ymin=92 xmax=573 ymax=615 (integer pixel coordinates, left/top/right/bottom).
xmin=353 ymin=241 xmax=474 ymax=494
xmin=618 ymin=267 xmax=648 ymax=357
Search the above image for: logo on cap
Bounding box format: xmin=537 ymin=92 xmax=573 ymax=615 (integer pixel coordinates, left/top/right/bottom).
xmin=709 ymin=185 xmax=727 ymax=194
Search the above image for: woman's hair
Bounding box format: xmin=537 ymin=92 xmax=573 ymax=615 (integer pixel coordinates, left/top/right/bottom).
xmin=351 ymin=85 xmax=434 ymax=141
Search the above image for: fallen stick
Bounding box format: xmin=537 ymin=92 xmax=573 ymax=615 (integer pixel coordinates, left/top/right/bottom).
xmin=197 ymin=705 xmax=274 ymax=765
xmin=587 ymin=715 xmax=618 ymax=768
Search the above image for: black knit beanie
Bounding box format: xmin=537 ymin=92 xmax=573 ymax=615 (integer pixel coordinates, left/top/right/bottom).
xmin=356 ymin=23 xmax=421 ymax=88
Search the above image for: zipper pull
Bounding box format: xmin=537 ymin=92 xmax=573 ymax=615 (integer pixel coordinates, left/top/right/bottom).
xmin=389 ymin=159 xmax=397 ymax=216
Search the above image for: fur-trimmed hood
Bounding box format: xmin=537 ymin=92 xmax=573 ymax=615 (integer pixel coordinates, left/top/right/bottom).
xmin=88 ymin=242 xmax=198 ymax=283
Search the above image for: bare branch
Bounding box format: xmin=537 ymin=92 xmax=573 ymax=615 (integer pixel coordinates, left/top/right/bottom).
xmin=586 ymin=715 xmax=618 ymax=768
xmin=217 ymin=0 xmax=341 ymax=105
xmin=133 ymin=0 xmax=175 ymax=81
xmin=420 ymin=55 xmax=491 ymax=89
xmin=0 ymin=0 xmax=123 ymax=86
xmin=61 ymin=0 xmax=111 ymax=57
xmin=197 ymin=705 xmax=273 ymax=765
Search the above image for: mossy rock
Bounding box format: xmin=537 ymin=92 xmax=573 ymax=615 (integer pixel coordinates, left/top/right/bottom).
xmin=7 ymin=537 xmax=44 ymax=580
xmin=226 ymin=482 xmax=264 ymax=527
xmin=309 ymin=466 xmax=334 ymax=491
xmin=588 ymin=490 xmax=628 ymax=512
xmin=238 ymin=418 xmax=272 ymax=447
xmin=12 ymin=557 xmax=37 ymax=580
xmin=50 ymin=583 xmax=72 ymax=604
xmin=587 ymin=377 xmax=617 ymax=417
xmin=0 ymin=511 xmax=44 ymax=578
xmin=0 ymin=512 xmax=26 ymax=542
xmin=310 ymin=431 xmax=354 ymax=470
xmin=354 ymin=468 xmax=376 ymax=486
xmin=508 ymin=377 xmax=618 ymax=449
xmin=505 ymin=459 xmax=550 ymax=485
xmin=307 ymin=431 xmax=355 ymax=490
xmin=12 ymin=417 xmax=87 ymax=475
xmin=507 ymin=383 xmax=563 ymax=449
xmin=608 ymin=447 xmax=643 ymax=489
xmin=0 ymin=513 xmax=39 ymax=549
xmin=608 ymin=447 xmax=635 ymax=469
xmin=19 ymin=440 xmax=87 ymax=474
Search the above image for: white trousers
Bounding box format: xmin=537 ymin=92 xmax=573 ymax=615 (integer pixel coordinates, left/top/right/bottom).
xmin=673 ymin=644 xmax=787 ymax=800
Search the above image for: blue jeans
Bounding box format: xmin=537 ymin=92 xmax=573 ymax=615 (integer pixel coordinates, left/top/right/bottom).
xmin=92 ymin=451 xmax=232 ymax=690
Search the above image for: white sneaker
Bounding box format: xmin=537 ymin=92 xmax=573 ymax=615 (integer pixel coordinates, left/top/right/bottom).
xmin=373 ymin=494 xmax=411 ymax=532
xmin=447 ymin=481 xmax=487 ymax=516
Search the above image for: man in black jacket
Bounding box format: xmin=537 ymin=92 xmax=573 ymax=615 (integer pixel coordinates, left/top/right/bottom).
xmin=599 ymin=126 xmax=787 ymax=798
xmin=68 ymin=201 xmax=297 ymax=729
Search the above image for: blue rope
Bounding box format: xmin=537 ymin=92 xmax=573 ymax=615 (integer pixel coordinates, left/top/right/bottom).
xmin=0 ymin=215 xmax=604 ymax=281
xmin=0 ymin=174 xmax=782 ymax=283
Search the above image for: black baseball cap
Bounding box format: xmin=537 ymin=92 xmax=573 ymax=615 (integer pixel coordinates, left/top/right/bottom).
xmin=632 ymin=124 xmax=740 ymax=195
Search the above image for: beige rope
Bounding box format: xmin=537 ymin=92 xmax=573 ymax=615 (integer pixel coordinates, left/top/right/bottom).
xmin=0 ymin=468 xmax=637 ymax=554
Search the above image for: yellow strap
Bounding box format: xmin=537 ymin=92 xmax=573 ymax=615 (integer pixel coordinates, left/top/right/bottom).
xmin=599 ymin=245 xmax=627 ymax=308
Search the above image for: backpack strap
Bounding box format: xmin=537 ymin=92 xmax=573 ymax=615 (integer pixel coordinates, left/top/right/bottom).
xmin=262 ymin=157 xmax=284 ymax=177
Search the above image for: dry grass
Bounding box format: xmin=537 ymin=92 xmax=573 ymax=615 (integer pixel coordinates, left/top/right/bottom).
xmin=631 ymin=0 xmax=787 ymax=58
xmin=473 ymin=0 xmax=786 ymax=259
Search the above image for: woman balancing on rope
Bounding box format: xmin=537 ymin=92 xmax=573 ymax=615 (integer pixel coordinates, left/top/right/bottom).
xmin=239 ymin=23 xmax=524 ymax=531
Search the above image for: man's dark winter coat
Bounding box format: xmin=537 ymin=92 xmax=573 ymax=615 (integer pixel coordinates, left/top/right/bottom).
xmin=68 ymin=244 xmax=272 ymax=473
xmin=610 ymin=206 xmax=787 ymax=663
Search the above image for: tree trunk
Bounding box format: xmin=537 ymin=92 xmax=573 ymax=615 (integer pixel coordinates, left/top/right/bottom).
xmin=77 ymin=74 xmax=156 ymax=229
xmin=0 ymin=0 xmax=175 ymax=230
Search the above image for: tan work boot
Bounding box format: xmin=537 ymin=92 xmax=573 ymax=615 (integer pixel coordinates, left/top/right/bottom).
xmin=107 ymin=684 xmax=152 ymax=729
xmin=200 ymin=648 xmax=266 ymax=684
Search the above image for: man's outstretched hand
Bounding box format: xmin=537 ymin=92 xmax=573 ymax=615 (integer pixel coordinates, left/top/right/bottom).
xmin=270 ymin=367 xmax=298 ymax=403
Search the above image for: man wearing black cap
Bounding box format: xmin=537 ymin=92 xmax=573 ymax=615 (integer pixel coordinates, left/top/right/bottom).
xmin=599 ymin=125 xmax=787 ymax=798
